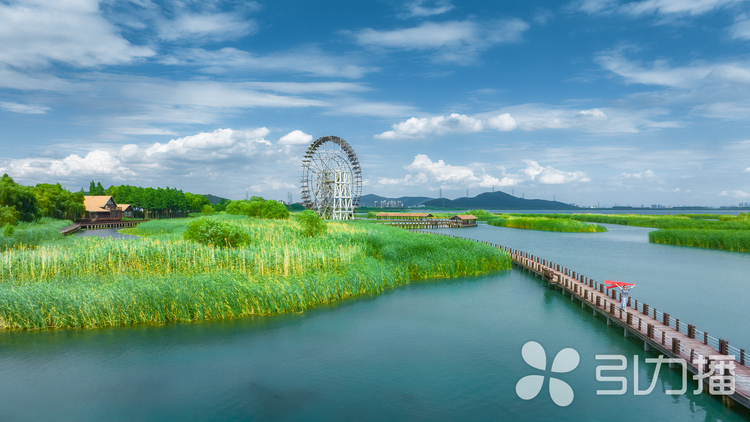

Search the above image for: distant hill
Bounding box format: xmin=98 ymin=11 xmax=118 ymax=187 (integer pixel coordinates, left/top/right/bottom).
xmin=422 ymin=191 xmax=578 ymax=210
xmin=360 ymin=194 xmax=433 ymax=208
xmin=202 ymin=194 xmax=228 ymax=205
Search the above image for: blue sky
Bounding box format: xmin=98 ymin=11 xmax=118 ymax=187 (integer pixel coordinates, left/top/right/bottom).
xmin=2 ymin=0 xmax=750 ymax=207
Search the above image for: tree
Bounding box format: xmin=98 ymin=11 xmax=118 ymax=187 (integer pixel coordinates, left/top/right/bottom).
xmin=201 ymin=204 xmax=215 ymax=214
xmin=294 ymin=210 xmax=326 ymax=237
xmin=95 ymin=182 xmax=105 ymax=195
xmin=0 ymin=174 xmax=37 ymax=222
xmin=261 ymin=200 xmax=289 ymax=219
xmin=34 ymin=183 xmax=85 ymax=220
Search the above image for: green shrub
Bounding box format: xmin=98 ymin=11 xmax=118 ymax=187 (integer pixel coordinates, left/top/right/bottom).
xmin=261 ymin=200 xmax=290 ymax=219
xmin=201 ymin=204 xmax=215 ymax=214
xmin=295 ymin=210 xmax=327 ymax=237
xmin=183 ymin=217 xmax=249 ymax=247
xmin=0 ymin=205 xmax=19 ymax=226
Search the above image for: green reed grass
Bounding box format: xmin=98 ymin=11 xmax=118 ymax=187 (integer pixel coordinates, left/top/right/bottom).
xmin=487 ymin=216 xmax=606 ymax=233
xmin=649 ymin=229 xmax=750 ymax=252
xmin=0 ymin=218 xmax=71 ymax=251
xmin=0 ymin=216 xmax=510 ymax=330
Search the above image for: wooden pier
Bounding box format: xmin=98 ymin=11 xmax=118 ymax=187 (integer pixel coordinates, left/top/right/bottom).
xmin=428 ymin=232 xmax=750 ymax=411
xmin=60 ymin=220 xmax=147 ymax=235
xmin=380 ymin=218 xmax=478 ymax=229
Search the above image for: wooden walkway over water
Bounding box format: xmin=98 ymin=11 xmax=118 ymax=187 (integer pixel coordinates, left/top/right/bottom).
xmin=428 ymin=232 xmax=750 ymax=411
xmin=380 ymin=219 xmax=477 ymax=229
xmin=60 ymin=220 xmax=147 ymax=235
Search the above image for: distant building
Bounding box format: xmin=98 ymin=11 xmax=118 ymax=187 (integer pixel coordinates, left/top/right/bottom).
xmin=83 ymin=196 xmax=123 ymax=221
xmin=375 ymin=200 xmax=403 ymax=208
xmin=740 ymin=202 xmax=750 ymax=207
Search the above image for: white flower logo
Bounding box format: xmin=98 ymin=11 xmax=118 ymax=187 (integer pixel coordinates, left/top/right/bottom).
xmin=515 ymin=341 xmax=580 ymax=407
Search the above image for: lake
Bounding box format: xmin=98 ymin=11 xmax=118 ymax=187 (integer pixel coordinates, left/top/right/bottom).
xmin=0 ymin=224 xmax=747 ymax=421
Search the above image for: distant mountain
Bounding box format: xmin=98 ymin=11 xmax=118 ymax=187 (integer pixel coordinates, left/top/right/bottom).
xmin=422 ymin=191 xmax=578 ymax=210
xmin=360 ymin=194 xmax=434 ymax=208
xmin=202 ymin=194 xmax=228 ymax=205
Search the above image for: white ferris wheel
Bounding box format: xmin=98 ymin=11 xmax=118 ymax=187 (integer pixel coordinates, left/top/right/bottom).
xmin=299 ymin=136 xmax=362 ymax=220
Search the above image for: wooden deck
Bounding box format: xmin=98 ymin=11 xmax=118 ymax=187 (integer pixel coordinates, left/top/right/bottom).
xmin=427 ymin=232 xmax=750 ymax=411
xmin=379 ymin=219 xmax=477 ymax=229
xmin=60 ymin=220 xmax=148 ymax=235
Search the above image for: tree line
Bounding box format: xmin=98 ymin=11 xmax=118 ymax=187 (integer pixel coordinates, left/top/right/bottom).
xmin=0 ymin=174 xmax=85 ymax=226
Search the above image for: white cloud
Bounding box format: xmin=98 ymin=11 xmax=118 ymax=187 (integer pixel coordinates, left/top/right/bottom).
xmin=521 ymin=160 xmax=591 ymax=184
xmin=618 ymin=169 xmax=656 ymax=179
xmin=119 ymin=128 xmax=273 ymax=164
xmin=278 ymin=130 xmax=313 ymax=145
xmin=572 ymin=0 xmax=744 ymax=16
xmin=352 ymin=19 xmax=529 ymax=62
xmin=730 ymin=15 xmax=750 ymax=39
xmin=376 ymin=155 xmax=588 ymax=189
xmin=745 ymin=167 xmax=750 ymax=172
xmin=486 ymin=113 xmax=518 ymax=131
xmin=375 ymin=105 xmax=679 ymax=138
xmin=161 ymin=47 xmax=376 ymax=79
xmin=719 ymin=189 xmax=750 ymax=197
xmin=398 ymin=0 xmax=454 ymax=18
xmin=158 ymin=12 xmax=256 ymax=42
xmin=0 ymin=0 xmax=154 ymax=69
xmin=0 ymin=150 xmax=132 ymax=179
xmin=596 ymin=49 xmax=715 ymax=88
xmin=0 ymin=102 xmax=50 ymax=114
xmin=374 ymin=113 xmax=484 ymax=139
xmin=0 ymin=128 xmax=306 ymax=197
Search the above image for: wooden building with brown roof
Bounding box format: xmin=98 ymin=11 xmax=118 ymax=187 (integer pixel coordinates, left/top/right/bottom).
xmin=84 ymin=196 xmax=123 ymax=221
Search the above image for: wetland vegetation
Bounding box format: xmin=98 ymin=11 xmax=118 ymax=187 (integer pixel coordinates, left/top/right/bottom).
xmin=0 ymin=215 xmax=510 ymax=330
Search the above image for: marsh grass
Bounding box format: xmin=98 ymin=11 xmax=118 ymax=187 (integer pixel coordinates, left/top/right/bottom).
xmin=487 ymin=216 xmax=606 ymax=232
xmin=0 ymin=216 xmax=510 ymax=330
xmin=0 ymin=218 xmax=71 ymax=251
xmin=649 ymin=229 xmax=750 ymax=252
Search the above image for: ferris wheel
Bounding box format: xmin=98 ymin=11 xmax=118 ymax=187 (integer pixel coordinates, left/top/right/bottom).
xmin=299 ymin=136 xmax=362 ymax=220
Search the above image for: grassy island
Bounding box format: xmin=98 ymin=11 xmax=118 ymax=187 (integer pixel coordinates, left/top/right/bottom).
xmin=0 ymin=215 xmax=510 ymax=330
xmin=487 ymin=215 xmax=606 ymax=233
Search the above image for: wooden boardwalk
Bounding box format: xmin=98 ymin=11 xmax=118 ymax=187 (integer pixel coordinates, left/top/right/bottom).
xmin=426 ymin=232 xmax=750 ymax=411
xmin=59 ymin=219 xmax=147 ymax=235
xmin=380 ymin=219 xmax=477 ymax=229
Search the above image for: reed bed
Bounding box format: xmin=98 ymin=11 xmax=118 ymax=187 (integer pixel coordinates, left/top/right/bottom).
xmin=0 ymin=218 xmax=71 ymax=251
xmin=0 ymin=216 xmax=510 ymax=330
xmin=649 ymin=229 xmax=750 ymax=252
xmin=487 ymin=216 xmax=606 ymax=233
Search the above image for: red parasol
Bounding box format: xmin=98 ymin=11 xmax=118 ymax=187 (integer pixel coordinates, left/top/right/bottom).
xmin=603 ymin=280 xmax=636 ymax=289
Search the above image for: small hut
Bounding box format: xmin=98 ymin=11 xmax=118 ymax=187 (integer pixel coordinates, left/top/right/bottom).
xmin=450 ymin=215 xmax=478 ymax=227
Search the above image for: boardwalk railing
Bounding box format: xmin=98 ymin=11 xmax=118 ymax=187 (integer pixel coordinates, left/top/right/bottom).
xmin=380 ymin=219 xmax=477 ymax=229
xmin=417 ymin=230 xmax=750 ymax=410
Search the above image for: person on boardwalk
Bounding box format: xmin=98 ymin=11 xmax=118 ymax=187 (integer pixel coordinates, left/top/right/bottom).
xmin=617 ymin=285 xmax=633 ymax=310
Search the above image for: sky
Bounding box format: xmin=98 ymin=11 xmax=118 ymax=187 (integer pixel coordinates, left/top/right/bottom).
xmin=1 ymin=0 xmax=750 ymax=207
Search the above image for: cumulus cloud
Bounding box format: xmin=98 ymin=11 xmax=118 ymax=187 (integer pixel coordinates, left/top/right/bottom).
xmin=374 ymin=113 xmax=484 ymax=139
xmin=521 ymin=160 xmax=591 ymax=184
xmin=375 ymin=106 xmax=678 ymax=138
xmin=278 ymin=130 xmax=313 ymax=145
xmin=376 ymin=155 xmax=588 ymax=189
xmin=486 ymin=113 xmax=518 ymax=131
xmin=351 ymin=19 xmax=529 ymax=62
xmin=0 ymin=150 xmax=132 ymax=179
xmin=0 ymin=128 xmax=308 ymax=196
xmin=618 ymin=169 xmax=656 ymax=179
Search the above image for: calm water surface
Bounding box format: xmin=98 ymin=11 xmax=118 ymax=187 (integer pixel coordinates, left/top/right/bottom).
xmin=0 ymin=225 xmax=747 ymax=421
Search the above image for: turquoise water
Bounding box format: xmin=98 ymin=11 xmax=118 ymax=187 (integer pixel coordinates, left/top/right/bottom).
xmin=0 ymin=224 xmax=748 ymax=421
